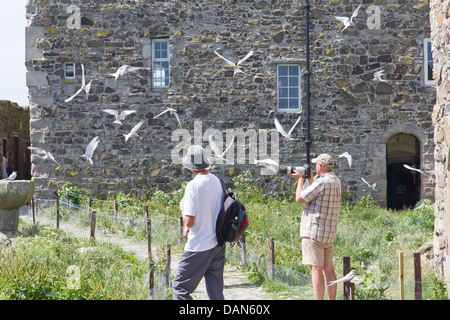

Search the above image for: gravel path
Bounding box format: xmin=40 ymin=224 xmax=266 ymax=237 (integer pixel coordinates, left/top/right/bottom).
xmin=19 ymin=206 xmax=279 ymax=300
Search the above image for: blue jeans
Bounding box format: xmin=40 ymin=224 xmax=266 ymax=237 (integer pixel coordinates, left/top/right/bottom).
xmin=172 ymin=245 xmax=226 ymax=300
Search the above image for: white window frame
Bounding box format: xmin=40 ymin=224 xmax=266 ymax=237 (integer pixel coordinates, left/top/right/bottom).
xmin=152 ymin=38 xmax=170 ymax=88
xmin=424 ymin=39 xmax=435 ymax=86
xmin=277 ymin=64 xmax=301 ymax=112
xmin=64 ymin=62 xmax=76 ymax=79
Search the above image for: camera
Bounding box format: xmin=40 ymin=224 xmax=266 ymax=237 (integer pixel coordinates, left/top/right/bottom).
xmin=280 ymin=164 xmax=312 ymax=179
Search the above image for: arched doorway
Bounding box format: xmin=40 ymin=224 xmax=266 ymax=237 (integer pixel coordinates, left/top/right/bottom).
xmin=386 ymin=133 xmax=421 ymax=210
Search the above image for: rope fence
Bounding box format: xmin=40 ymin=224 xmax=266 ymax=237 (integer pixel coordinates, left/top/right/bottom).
xmin=24 ymin=192 xmax=448 ymax=300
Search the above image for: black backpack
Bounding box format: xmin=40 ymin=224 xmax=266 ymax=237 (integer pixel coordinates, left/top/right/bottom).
xmin=215 ymin=176 xmax=249 ymax=246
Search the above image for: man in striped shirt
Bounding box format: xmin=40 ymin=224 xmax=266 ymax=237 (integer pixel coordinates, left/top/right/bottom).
xmin=289 ymin=153 xmax=341 ymax=300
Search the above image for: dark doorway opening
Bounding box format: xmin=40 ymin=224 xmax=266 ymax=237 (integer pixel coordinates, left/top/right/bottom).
xmin=387 ymin=134 xmax=421 ymax=210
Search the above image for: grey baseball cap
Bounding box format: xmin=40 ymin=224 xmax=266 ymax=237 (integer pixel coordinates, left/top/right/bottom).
xmin=311 ymin=153 xmax=334 ymax=168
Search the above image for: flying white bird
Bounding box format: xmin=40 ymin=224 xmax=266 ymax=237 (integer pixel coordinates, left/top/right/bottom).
xmin=28 ymin=147 xmax=59 ymax=164
xmin=334 ymin=4 xmax=362 ymax=32
xmin=214 ymin=50 xmax=254 ymax=76
xmin=123 ymin=120 xmax=144 ymax=142
xmin=108 ymin=64 xmax=147 ymax=80
xmin=328 ymin=268 xmax=357 ymax=287
xmin=403 ymin=164 xmax=432 ymax=176
xmin=2 ymin=171 xmax=17 ymax=181
xmin=338 ymin=152 xmax=352 ymax=168
xmin=79 ymin=136 xmax=100 ymax=165
xmin=274 ymin=115 xmax=301 ymax=142
xmin=208 ymin=135 xmax=234 ymax=163
xmin=153 ymin=107 xmax=182 ymax=127
xmin=64 ymin=64 xmax=93 ymax=103
xmin=373 ymin=70 xmax=387 ymax=82
xmin=361 ymin=177 xmax=378 ymax=191
xmin=102 ymin=109 xmax=136 ymax=125
xmin=253 ymin=158 xmax=279 ymax=175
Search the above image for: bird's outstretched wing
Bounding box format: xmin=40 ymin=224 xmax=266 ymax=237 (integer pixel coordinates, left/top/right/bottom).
xmin=214 ymin=50 xmax=236 ymax=66
xmin=237 ymin=51 xmax=254 ymax=66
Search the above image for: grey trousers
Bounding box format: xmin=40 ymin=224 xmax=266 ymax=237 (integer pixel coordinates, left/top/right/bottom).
xmin=172 ymin=244 xmax=226 ymax=300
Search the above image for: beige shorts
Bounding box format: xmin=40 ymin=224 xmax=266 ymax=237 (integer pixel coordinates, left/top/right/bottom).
xmin=301 ymin=238 xmax=334 ymax=267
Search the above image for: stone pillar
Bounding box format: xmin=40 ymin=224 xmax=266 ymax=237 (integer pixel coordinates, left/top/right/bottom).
xmin=0 ymin=181 xmax=35 ymax=233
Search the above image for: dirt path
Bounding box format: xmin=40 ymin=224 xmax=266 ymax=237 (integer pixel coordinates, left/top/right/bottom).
xmin=19 ymin=206 xmax=278 ymax=300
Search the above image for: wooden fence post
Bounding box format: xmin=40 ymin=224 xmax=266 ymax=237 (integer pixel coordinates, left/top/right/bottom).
xmin=149 ymin=263 xmax=154 ymax=300
xmin=343 ymin=256 xmax=352 ymax=300
xmin=268 ymin=237 xmax=275 ymax=281
xmin=114 ymin=200 xmax=118 ymax=220
xmin=32 ymin=197 xmax=35 ymax=224
xmin=166 ymin=244 xmax=171 ymax=287
xmin=90 ymin=210 xmax=96 ymax=239
xmin=88 ymin=197 xmax=92 ymax=220
xmin=240 ymin=234 xmax=248 ymax=268
xmin=414 ymin=252 xmax=422 ymax=300
xmin=56 ymin=197 xmax=60 ymax=229
xmin=399 ymin=251 xmax=404 ymax=300
xmin=144 ymin=206 xmax=152 ymax=263
xmin=179 ymin=216 xmax=183 ymax=243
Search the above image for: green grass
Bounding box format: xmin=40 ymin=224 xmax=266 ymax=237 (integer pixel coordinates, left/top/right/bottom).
xmin=0 ymin=223 xmax=153 ymax=300
xmin=1 ymin=171 xmax=447 ymax=300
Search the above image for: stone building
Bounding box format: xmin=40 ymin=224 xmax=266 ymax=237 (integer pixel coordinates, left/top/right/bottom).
xmin=0 ymin=100 xmax=31 ymax=180
xmin=25 ymin=0 xmax=436 ymax=207
xmin=430 ymin=0 xmax=450 ymax=288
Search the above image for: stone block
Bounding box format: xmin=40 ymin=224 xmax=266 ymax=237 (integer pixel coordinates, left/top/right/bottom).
xmin=26 ymin=71 xmax=48 ymax=87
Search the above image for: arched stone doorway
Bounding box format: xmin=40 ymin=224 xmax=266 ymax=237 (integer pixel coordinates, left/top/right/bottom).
xmin=386 ymin=133 xmax=421 ymax=210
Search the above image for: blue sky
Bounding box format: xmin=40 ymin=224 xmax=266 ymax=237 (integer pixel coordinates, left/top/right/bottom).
xmin=0 ymin=1 xmax=28 ymax=107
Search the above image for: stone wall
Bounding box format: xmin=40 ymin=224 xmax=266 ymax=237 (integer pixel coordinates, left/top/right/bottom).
xmin=26 ymin=0 xmax=436 ymax=205
xmin=430 ymin=0 xmax=450 ymax=288
xmin=0 ymin=100 xmax=31 ymax=180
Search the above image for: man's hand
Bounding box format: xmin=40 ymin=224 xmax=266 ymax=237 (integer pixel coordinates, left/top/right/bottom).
xmin=288 ymin=169 xmax=303 ymax=180
xmin=183 ymin=225 xmax=190 ymax=239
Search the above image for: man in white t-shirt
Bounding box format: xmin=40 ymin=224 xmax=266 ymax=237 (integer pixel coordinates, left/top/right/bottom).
xmin=172 ymin=145 xmax=225 ymax=300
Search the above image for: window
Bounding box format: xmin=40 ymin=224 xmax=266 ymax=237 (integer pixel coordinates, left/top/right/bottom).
xmin=424 ymin=39 xmax=434 ymax=86
xmin=277 ymin=64 xmax=300 ymax=111
xmin=64 ymin=62 xmax=76 ymax=79
xmin=152 ymin=39 xmax=170 ymax=88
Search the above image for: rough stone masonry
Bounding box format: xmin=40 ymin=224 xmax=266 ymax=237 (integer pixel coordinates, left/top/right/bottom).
xmin=25 ymin=0 xmax=436 ymax=208
xmin=430 ymin=0 xmax=450 ymax=289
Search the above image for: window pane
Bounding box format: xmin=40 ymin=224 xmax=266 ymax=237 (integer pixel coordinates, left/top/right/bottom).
xmin=279 ymin=99 xmax=288 ymax=109
xmin=289 ymin=76 xmax=298 ymax=86
xmin=153 ymin=61 xmax=169 ymax=87
xmin=289 ymin=88 xmax=298 ymax=98
xmin=278 ymin=64 xmax=300 ymax=111
xmin=289 ymin=65 xmax=299 ymax=76
xmin=278 ymin=77 xmax=288 ymax=87
xmin=279 ymin=88 xmax=288 ymax=97
xmin=427 ymin=41 xmax=432 ymax=62
xmin=278 ymin=66 xmax=288 ymax=76
xmin=155 ymin=42 xmax=161 ymax=50
xmin=289 ymin=99 xmax=299 ymax=109
xmin=428 ymin=63 xmax=434 ymax=81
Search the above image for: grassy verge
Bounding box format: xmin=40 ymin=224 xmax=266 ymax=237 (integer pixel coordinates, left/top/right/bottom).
xmin=1 ymin=172 xmax=447 ymax=300
xmin=0 ymin=222 xmax=155 ymax=300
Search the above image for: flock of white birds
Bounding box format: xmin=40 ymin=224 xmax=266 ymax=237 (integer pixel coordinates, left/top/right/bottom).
xmin=2 ymin=5 xmax=433 ymax=189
